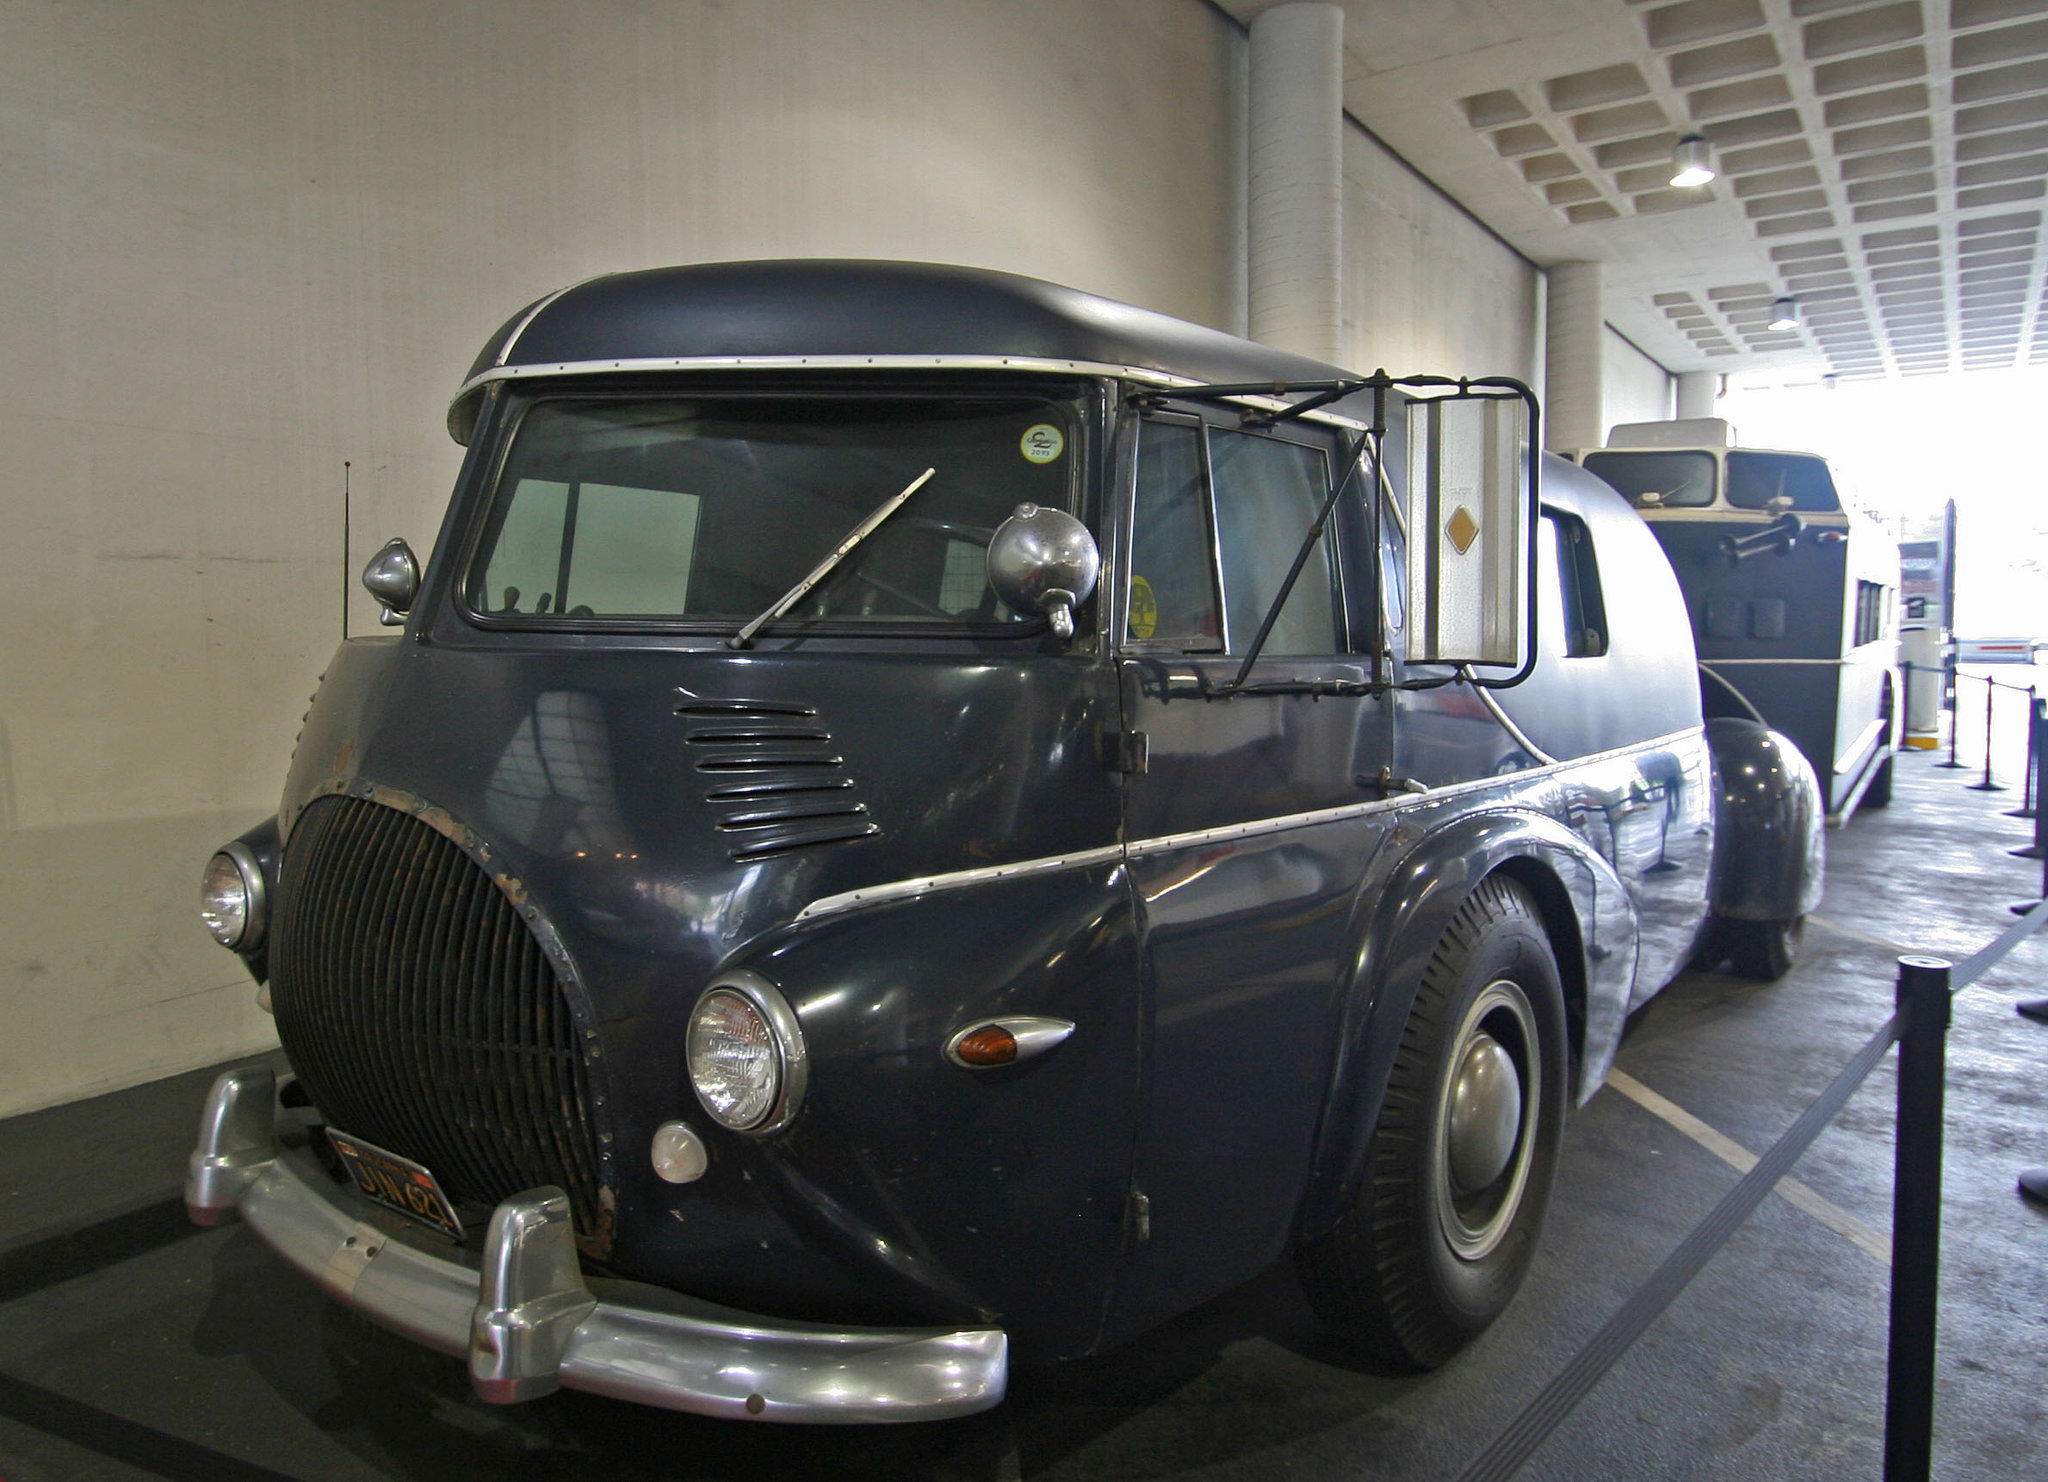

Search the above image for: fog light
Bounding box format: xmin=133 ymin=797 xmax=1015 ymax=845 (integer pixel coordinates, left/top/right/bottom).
xmin=199 ymin=846 xmax=264 ymax=950
xmin=650 ymin=1121 xmax=710 ymax=1184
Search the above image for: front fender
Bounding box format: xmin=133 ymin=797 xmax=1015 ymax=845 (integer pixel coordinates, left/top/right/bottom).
xmin=1298 ymin=807 xmax=1634 ymax=1244
xmin=1705 ymin=718 xmax=1825 ymax=922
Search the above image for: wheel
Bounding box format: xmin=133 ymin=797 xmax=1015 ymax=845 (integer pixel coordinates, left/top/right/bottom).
xmin=1299 ymin=876 xmax=1567 ymax=1369
xmin=1863 ymin=751 xmax=1893 ymax=808
xmin=1721 ymin=915 xmax=1803 ymax=980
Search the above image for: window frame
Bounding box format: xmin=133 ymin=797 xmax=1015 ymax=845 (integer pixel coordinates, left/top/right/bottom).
xmin=450 ymin=377 xmax=1100 ymax=639
xmin=1118 ymin=401 xmax=1354 ymax=662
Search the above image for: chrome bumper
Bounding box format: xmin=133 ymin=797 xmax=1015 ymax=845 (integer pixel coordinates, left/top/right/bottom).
xmin=185 ymin=1066 xmax=1007 ymax=1422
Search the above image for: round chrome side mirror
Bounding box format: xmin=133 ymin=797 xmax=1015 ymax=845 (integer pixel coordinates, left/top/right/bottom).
xmin=362 ymin=537 xmax=420 ymax=626
xmin=986 ymin=505 xmax=1100 ymax=640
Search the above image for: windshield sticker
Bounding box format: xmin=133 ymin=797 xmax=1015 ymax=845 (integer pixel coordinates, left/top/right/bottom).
xmin=1020 ymin=424 xmax=1065 ymax=464
xmin=1129 ymin=575 xmax=1158 ymax=639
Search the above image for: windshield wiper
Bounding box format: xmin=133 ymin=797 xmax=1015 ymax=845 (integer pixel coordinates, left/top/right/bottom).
xmin=728 ymin=467 xmax=936 ymax=649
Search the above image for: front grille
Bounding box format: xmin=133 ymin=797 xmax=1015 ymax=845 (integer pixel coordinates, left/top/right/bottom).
xmin=270 ymin=794 xmax=611 ymax=1246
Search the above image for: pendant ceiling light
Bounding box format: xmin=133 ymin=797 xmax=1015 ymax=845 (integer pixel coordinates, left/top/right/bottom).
xmin=1768 ymin=297 xmax=1801 ymax=332
xmin=1670 ymin=134 xmax=1716 ymax=188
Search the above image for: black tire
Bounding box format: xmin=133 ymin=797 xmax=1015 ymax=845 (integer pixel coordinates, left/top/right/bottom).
xmin=1722 ymin=915 xmax=1803 ymax=980
xmin=1298 ymin=876 xmax=1568 ymax=1369
xmin=1863 ymin=751 xmax=1893 ymax=808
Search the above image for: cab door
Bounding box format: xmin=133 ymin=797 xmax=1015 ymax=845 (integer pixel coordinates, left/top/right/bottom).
xmin=1104 ymin=401 xmax=1399 ymax=1340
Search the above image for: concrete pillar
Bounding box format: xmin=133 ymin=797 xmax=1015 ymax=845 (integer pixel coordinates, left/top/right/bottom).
xmin=1248 ymin=2 xmax=1344 ymax=365
xmin=1676 ymin=370 xmax=1719 ymax=419
xmin=1544 ymin=261 xmax=1603 ymax=451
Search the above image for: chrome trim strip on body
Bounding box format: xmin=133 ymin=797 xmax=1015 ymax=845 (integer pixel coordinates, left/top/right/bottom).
xmin=186 ymin=1068 xmax=1007 ymax=1423
xmin=1702 ymin=657 xmax=1857 ymax=666
xmin=1834 ymin=715 xmax=1889 ymax=776
xmin=447 ymin=356 xmax=1372 ymax=433
xmin=796 ymin=725 xmax=1707 ymax=922
xmin=497 ymin=278 xmax=601 ymax=367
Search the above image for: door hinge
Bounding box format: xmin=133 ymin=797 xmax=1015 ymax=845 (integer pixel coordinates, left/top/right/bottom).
xmin=1103 ymin=729 xmax=1149 ymax=774
xmin=1125 ymin=1189 xmax=1151 ymax=1243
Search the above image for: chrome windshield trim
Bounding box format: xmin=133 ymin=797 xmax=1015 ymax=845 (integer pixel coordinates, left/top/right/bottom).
xmin=446 ymin=357 xmax=1372 ymax=433
xmin=796 ymin=726 xmax=1706 ymax=922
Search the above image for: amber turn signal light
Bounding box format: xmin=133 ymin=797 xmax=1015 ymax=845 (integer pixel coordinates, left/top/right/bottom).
xmin=951 ymin=1025 xmax=1019 ymax=1066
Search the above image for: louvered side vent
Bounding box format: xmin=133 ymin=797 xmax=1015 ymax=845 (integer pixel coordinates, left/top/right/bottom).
xmin=678 ymin=698 xmax=879 ymax=860
xmin=269 ymin=795 xmax=612 ymax=1247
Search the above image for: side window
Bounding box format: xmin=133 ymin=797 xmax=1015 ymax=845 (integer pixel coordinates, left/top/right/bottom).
xmin=1128 ymin=419 xmax=1222 ymax=649
xmin=1854 ymin=579 xmax=1887 ymax=647
xmin=1541 ymin=509 xmax=1608 ymax=658
xmin=1207 ymin=428 xmax=1344 ymax=656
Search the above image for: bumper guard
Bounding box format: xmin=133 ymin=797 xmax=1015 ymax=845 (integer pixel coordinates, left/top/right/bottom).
xmin=186 ymin=1066 xmax=1007 ymax=1422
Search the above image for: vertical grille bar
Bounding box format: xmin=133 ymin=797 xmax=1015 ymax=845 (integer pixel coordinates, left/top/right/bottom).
xmin=271 ymin=795 xmax=612 ymax=1245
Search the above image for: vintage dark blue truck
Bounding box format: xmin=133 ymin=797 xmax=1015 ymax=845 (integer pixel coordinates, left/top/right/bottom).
xmin=188 ymin=262 xmax=1822 ymax=1422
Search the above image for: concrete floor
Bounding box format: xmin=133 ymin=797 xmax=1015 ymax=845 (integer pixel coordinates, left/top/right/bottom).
xmin=1 ymin=746 xmax=2045 ymax=1481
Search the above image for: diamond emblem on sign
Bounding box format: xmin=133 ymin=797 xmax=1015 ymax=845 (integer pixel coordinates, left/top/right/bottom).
xmin=1447 ymin=505 xmax=1480 ymax=554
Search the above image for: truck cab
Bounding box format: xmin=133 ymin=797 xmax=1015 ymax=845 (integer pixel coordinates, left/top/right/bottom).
xmin=188 ymin=263 xmax=1822 ymax=1422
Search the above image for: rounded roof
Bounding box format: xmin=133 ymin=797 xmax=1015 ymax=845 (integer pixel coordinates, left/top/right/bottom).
xmin=451 ymin=260 xmax=1359 ymax=441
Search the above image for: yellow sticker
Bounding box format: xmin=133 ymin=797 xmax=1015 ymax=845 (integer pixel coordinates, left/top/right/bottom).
xmin=1020 ymin=424 xmax=1065 ymax=464
xmin=1129 ymin=575 xmax=1158 ymax=639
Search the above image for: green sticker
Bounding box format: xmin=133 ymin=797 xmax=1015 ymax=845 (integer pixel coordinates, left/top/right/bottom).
xmin=1020 ymin=424 xmax=1065 ymax=464
xmin=1129 ymin=575 xmax=1158 ymax=639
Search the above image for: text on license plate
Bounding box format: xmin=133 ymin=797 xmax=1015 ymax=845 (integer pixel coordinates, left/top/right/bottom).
xmin=327 ymin=1130 xmax=464 ymax=1239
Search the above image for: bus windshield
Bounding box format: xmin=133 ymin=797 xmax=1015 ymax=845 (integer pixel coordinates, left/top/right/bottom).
xmin=1582 ymin=450 xmax=1717 ymax=509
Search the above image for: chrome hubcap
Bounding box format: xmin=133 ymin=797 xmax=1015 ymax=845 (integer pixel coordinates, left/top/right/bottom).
xmin=1435 ymin=979 xmax=1540 ymax=1261
xmin=1447 ymin=1032 xmax=1522 ymax=1195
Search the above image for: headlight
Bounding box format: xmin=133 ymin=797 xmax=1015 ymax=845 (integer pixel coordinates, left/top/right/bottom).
xmin=199 ymin=845 xmax=265 ymax=950
xmin=686 ymin=973 xmax=807 ymax=1133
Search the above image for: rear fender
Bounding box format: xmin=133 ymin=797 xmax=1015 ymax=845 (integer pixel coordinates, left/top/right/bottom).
xmin=1297 ymin=810 xmax=1635 ymax=1244
xmin=1705 ymin=718 xmax=1825 ymax=921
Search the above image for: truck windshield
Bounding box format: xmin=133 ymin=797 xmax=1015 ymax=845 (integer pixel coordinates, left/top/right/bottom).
xmin=1725 ymin=451 xmax=1840 ymax=511
xmin=467 ymin=390 xmax=1084 ymax=627
xmin=1581 ymin=450 xmax=1716 ymax=509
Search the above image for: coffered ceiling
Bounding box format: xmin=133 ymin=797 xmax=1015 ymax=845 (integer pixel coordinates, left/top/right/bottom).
xmin=1219 ymin=0 xmax=2048 ymax=380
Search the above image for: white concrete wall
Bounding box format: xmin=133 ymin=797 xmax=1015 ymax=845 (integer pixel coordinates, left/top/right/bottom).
xmin=0 ymin=0 xmax=1539 ymax=1117
xmin=1342 ymin=126 xmax=1540 ymax=382
xmin=1603 ymin=326 xmax=1676 ymax=441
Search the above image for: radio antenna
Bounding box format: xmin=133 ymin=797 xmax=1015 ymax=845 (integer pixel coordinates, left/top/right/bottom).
xmin=342 ymin=460 xmax=351 ymax=642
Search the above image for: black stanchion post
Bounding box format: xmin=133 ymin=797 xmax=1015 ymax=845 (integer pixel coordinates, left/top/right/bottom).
xmin=2009 ymin=702 xmax=2048 ymax=912
xmin=1884 ymin=955 xmax=1952 ymax=1482
xmin=2010 ymin=685 xmax=2038 ymax=818
xmin=1969 ymin=677 xmax=2005 ymax=790
xmin=1938 ymin=666 xmax=1968 ymax=768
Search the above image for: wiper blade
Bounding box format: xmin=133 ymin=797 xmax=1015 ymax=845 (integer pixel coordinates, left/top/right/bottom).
xmin=728 ymin=468 xmax=935 ymax=649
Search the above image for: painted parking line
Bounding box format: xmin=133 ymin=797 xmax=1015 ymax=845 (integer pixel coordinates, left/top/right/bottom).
xmin=1808 ymin=913 xmax=1907 ymax=953
xmin=1605 ymin=1068 xmax=1892 ymax=1267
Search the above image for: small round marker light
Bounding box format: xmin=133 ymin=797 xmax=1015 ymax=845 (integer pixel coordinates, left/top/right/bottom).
xmin=650 ymin=1121 xmax=710 ymax=1184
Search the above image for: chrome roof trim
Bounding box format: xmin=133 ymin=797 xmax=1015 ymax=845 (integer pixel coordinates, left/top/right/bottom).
xmin=496 ymin=277 xmax=602 ymax=367
xmin=795 ymin=726 xmax=1706 ymax=923
xmin=446 ymin=356 xmax=1372 ymax=433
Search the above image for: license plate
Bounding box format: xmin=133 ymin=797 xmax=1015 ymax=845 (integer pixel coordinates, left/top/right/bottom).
xmin=327 ymin=1130 xmax=464 ymax=1240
